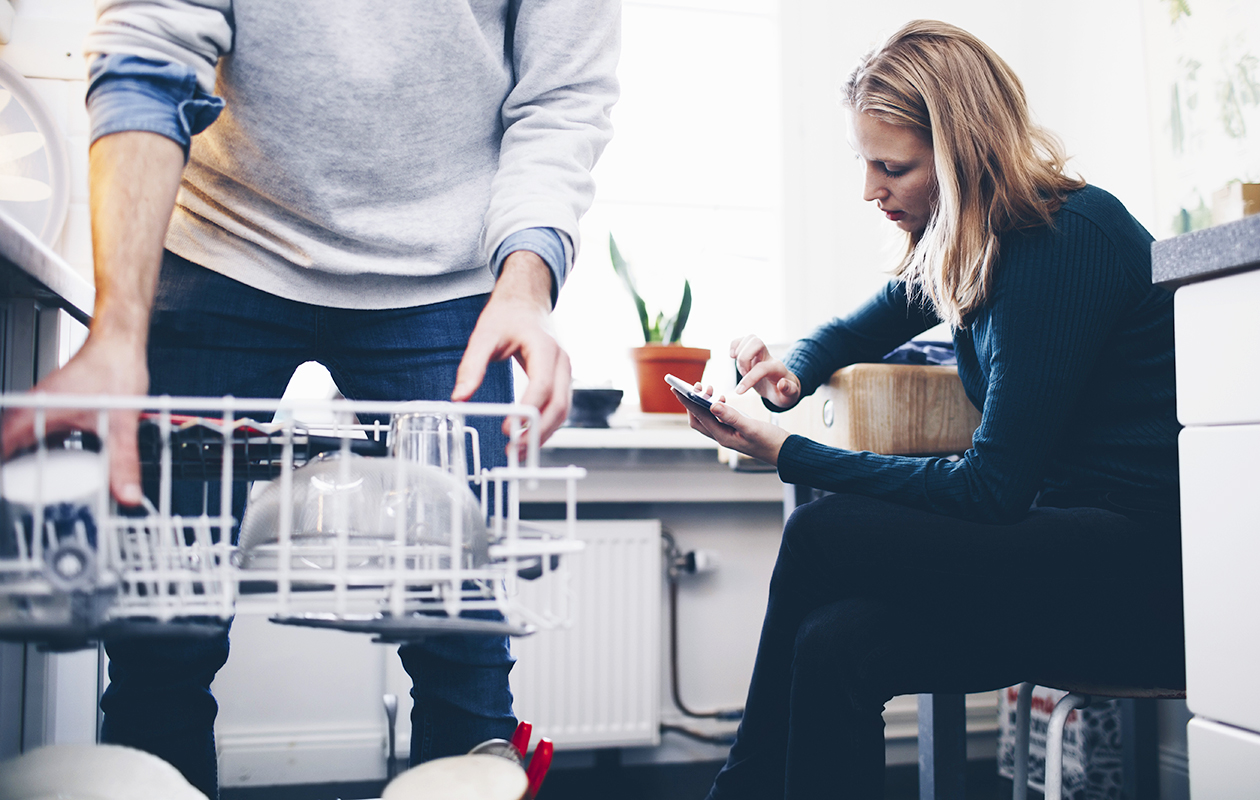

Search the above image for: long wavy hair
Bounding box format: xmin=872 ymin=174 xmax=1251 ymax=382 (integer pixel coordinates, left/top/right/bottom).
xmin=843 ymin=20 xmax=1085 ymax=328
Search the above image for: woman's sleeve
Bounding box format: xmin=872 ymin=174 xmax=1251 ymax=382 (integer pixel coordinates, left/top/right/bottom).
xmin=776 ymin=212 xmax=1136 ymax=523
xmin=783 ymin=280 xmax=942 ymax=396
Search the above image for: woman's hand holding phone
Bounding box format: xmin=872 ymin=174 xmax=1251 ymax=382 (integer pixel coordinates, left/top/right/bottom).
xmin=665 ymin=375 xmax=790 ymax=467
xmin=729 ymin=334 xmax=801 ymax=409
xmin=664 ymin=374 xmax=717 ymax=412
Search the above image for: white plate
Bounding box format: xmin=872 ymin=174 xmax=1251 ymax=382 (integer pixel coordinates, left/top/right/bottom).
xmin=0 ymin=743 xmax=209 ymax=800
xmin=1 ymin=448 xmax=105 ymax=505
xmin=383 ymin=753 xmax=527 ymax=800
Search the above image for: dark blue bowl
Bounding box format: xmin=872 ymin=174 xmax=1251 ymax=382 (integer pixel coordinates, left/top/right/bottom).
xmin=566 ymin=389 xmax=624 ymax=428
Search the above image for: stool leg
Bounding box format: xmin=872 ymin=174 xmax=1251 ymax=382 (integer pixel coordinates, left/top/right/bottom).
xmin=1013 ymin=683 xmax=1034 ymax=800
xmin=1045 ymin=693 xmax=1090 ymax=800
xmin=1120 ymin=697 xmax=1159 ymax=800
xmin=917 ymin=693 xmax=966 ymax=800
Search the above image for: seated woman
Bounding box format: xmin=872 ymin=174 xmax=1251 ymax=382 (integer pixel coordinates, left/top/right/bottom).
xmin=679 ymin=19 xmax=1183 ymax=800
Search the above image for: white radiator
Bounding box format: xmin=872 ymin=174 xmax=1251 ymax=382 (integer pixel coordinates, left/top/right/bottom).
xmin=510 ymin=520 xmax=662 ymax=750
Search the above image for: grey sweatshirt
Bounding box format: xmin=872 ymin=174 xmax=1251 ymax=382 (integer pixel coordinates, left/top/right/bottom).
xmin=85 ymin=1 xmax=620 ymax=309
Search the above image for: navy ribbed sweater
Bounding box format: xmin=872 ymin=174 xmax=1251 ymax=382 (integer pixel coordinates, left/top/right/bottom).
xmin=776 ymin=185 xmax=1180 ymax=524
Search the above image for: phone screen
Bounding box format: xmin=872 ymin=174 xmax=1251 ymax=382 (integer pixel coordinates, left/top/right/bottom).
xmin=663 ymin=374 xmax=714 ymax=410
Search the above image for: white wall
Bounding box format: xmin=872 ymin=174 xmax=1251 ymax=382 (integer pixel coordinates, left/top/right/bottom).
xmin=553 ymin=0 xmax=785 ymax=402
xmin=0 ymin=0 xmax=1165 ymax=365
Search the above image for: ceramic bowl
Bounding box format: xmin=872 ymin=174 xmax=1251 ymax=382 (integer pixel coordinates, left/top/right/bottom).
xmin=566 ymin=389 xmax=623 ymax=428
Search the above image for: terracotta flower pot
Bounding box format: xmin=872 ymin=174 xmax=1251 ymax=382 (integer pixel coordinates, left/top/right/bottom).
xmin=631 ymin=344 xmax=711 ymax=413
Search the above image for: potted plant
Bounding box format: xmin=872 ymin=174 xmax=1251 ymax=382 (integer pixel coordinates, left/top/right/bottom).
xmin=610 ymin=234 xmax=711 ymax=413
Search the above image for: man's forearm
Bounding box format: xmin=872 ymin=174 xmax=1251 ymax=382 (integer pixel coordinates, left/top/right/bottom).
xmin=87 ymin=130 xmax=185 ymax=355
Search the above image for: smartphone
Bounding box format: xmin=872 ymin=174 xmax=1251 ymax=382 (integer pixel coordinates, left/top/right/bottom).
xmin=663 ymin=373 xmax=715 ymax=411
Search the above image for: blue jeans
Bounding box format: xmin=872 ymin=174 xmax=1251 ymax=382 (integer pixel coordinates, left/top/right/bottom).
xmin=100 ymin=251 xmax=517 ymax=799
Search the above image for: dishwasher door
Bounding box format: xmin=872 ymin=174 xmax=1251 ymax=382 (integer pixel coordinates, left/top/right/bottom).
xmin=1 ymin=292 xmax=94 ymax=759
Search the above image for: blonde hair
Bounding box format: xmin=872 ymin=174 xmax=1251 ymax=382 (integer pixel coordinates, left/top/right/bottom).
xmin=843 ymin=20 xmax=1085 ymax=328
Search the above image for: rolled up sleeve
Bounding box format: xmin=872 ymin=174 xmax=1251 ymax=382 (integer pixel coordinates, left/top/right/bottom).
xmin=87 ymin=54 xmax=224 ymax=157
xmin=491 ymin=226 xmax=570 ymax=307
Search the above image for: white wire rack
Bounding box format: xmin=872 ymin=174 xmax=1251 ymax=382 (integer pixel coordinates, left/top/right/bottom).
xmin=0 ymin=394 xmax=584 ymax=647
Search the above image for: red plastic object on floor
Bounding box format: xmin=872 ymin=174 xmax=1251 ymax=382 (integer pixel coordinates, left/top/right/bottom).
xmin=511 ymin=720 xmax=533 ymax=755
xmin=525 ymin=738 xmax=554 ymax=798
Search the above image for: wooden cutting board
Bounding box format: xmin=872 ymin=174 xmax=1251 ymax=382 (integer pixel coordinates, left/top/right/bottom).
xmin=776 ymin=363 xmax=981 ymax=456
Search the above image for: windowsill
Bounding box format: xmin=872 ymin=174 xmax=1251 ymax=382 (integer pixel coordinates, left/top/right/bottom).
xmin=547 ymin=411 xmax=718 ymax=450
xmin=532 ymin=410 xmax=783 ymax=504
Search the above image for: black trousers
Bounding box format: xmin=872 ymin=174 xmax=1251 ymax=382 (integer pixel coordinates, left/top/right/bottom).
xmin=706 ymin=493 xmax=1184 ymax=800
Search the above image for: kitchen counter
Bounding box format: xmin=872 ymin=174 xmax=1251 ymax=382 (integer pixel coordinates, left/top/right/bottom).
xmin=0 ymin=207 xmax=93 ymax=324
xmin=530 ymin=414 xmax=786 ymax=504
xmin=545 ymin=415 xmax=718 ymax=450
xmin=1152 ymin=212 xmax=1260 ymax=289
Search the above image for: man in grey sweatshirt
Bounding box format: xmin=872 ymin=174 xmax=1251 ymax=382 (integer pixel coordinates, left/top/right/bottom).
xmin=1 ymin=2 xmax=619 ymax=796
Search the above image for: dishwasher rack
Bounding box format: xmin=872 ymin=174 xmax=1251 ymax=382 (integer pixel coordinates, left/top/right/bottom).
xmin=0 ymin=394 xmax=584 ymax=649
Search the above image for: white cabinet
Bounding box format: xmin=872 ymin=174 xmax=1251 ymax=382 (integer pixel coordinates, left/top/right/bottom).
xmin=1173 ymin=268 xmax=1260 ymax=426
xmin=1187 ymin=719 xmax=1260 ymax=799
xmin=211 ymin=616 xmax=397 ymax=787
xmin=1156 ymin=213 xmax=1260 ymax=798
xmin=1179 ymin=425 xmax=1260 ymax=732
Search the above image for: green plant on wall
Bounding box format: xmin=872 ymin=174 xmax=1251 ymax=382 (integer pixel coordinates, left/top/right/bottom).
xmin=1163 ymin=0 xmax=1191 ymax=23
xmin=609 ymin=233 xmax=691 ymax=344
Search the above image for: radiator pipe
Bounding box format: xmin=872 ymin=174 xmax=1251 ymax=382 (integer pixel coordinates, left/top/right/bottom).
xmin=662 ymin=530 xmax=743 ymax=722
xmin=661 ymin=723 xmax=737 ymax=745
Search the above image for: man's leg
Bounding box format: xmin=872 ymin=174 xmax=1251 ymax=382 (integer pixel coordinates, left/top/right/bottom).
xmin=320 ymin=295 xmax=517 ymax=763
xmin=100 ymin=252 xmax=313 ymax=799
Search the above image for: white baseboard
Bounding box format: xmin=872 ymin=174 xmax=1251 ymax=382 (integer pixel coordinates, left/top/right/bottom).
xmin=591 ymin=693 xmax=1000 ymax=768
xmin=217 ymin=724 xmax=386 ymax=788
xmin=214 ymin=694 xmax=1001 ymax=781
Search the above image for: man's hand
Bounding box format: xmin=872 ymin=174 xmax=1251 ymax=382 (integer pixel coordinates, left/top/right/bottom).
xmin=675 ymin=382 xmax=789 ymax=466
xmin=0 ymin=130 xmax=183 ymax=504
xmin=1 ymin=339 xmax=149 ymax=504
xmin=453 ymin=250 xmax=572 ymax=454
xmin=730 ymin=334 xmax=801 ymax=409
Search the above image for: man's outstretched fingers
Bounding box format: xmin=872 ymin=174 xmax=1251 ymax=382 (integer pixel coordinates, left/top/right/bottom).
xmin=453 ymin=339 xmax=495 ymax=403
xmin=108 ymin=410 xmax=144 ymax=506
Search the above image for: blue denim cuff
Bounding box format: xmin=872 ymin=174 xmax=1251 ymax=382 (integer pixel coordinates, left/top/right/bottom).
xmin=492 ymin=227 xmax=568 ymax=307
xmin=87 ymin=54 xmax=225 ymax=159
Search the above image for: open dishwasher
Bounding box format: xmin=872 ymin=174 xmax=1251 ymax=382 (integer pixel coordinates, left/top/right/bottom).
xmin=0 ymin=393 xmax=585 ymax=650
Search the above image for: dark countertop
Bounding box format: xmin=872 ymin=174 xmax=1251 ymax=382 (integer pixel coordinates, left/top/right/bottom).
xmin=0 ymin=209 xmax=93 ymax=323
xmin=1152 ymin=213 xmax=1260 ymax=289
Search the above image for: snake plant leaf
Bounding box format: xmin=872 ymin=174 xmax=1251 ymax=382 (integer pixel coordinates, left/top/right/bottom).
xmin=663 ymin=280 xmax=692 ymax=344
xmin=610 ymin=234 xmax=653 ymax=342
